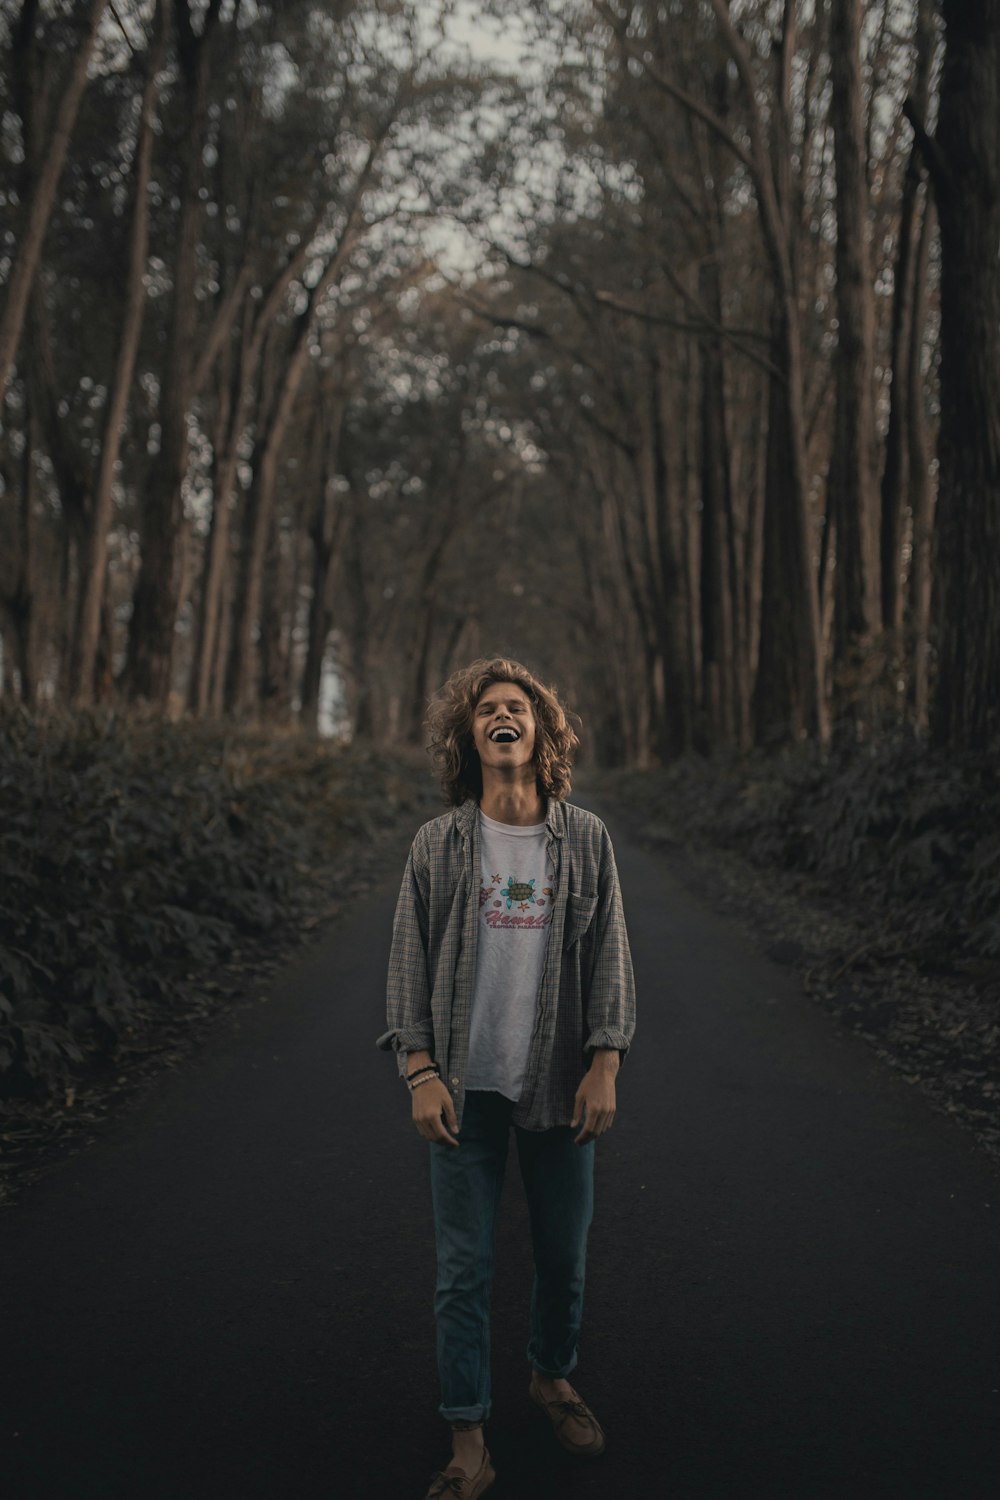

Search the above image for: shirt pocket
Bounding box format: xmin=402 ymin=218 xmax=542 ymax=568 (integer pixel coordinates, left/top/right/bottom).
xmin=563 ymin=891 xmax=598 ymax=948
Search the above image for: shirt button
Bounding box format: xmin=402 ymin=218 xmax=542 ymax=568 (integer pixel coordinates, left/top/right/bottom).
xmin=450 ymin=1076 xmax=460 ymax=1086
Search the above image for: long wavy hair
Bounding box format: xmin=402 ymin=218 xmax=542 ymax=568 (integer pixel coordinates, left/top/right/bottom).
xmin=426 ymin=657 xmax=581 ymax=807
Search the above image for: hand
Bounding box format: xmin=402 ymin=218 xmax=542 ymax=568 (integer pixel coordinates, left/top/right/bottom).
xmin=571 ymin=1069 xmax=616 ymax=1145
xmin=411 ymin=1077 xmax=460 ymax=1147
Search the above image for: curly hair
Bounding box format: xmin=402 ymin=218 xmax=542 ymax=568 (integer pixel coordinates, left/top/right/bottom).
xmin=426 ymin=657 xmax=581 ymax=807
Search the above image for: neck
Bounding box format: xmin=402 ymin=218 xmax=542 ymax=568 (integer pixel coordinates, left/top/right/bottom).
xmin=479 ymin=769 xmax=545 ymax=826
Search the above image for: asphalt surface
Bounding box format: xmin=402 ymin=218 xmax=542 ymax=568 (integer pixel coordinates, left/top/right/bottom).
xmin=2 ymin=799 xmax=998 ymax=1500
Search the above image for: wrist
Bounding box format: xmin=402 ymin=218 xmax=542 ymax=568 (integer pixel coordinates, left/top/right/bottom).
xmin=404 ymin=1051 xmax=440 ymax=1091
xmin=589 ymin=1047 xmax=620 ymax=1077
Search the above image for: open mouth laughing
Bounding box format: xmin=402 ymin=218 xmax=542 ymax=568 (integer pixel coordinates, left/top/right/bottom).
xmin=489 ymin=725 xmax=521 ymax=743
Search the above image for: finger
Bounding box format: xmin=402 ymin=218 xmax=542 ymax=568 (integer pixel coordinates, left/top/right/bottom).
xmin=579 ymin=1110 xmax=610 ymax=1142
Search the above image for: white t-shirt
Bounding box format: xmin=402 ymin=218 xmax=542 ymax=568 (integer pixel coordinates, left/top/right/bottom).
xmin=465 ymin=808 xmax=556 ymax=1101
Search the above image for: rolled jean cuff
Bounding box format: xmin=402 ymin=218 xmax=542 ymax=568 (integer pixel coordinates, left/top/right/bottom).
xmin=440 ymin=1403 xmax=489 ymax=1425
xmin=529 ymin=1351 xmax=579 ymax=1380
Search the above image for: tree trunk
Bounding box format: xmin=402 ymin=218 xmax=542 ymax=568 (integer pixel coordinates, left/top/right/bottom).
xmin=189 ymin=236 xmax=322 ymax=715
xmin=258 ymin=513 xmax=292 ymax=721
xmin=72 ymin=0 xmax=166 ymax=705
xmin=908 ymin=196 xmax=936 ymax=732
xmin=697 ymin=260 xmax=737 ymax=751
xmin=342 ymin=489 xmax=373 ymax=740
xmin=123 ymin=0 xmax=223 ymax=704
xmin=636 ymin=345 xmax=690 ymax=757
xmin=0 ymin=0 xmax=110 ymax=405
xmin=23 ymin=285 xmax=92 ymax=697
xmin=828 ymin=0 xmax=881 ymax=665
xmin=753 ymin=315 xmax=820 ymax=744
xmin=225 ymin=227 xmax=360 ymax=716
xmin=300 ymin=500 xmax=338 ymax=730
xmin=7 ymin=385 xmax=38 ymax=702
xmin=928 ymin=0 xmax=1000 ymax=748
xmin=208 ymin=545 xmax=235 ymax=718
xmin=300 ymin=393 xmax=344 ymax=730
xmin=224 ymin=334 xmax=308 ymax=716
xmin=190 ymin=331 xmax=240 ymax=716
xmin=880 ymin=175 xmax=920 ymax=637
xmin=752 ymin=283 xmax=827 ymax=746
xmin=881 ymin=0 xmax=937 ymax=639
xmin=712 ymin=0 xmax=826 ymax=744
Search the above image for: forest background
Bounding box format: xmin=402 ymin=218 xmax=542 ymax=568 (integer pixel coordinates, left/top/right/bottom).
xmin=1 ymin=0 xmax=998 ymax=1175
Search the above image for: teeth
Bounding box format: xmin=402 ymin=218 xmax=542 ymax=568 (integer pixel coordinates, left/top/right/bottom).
xmin=490 ymin=727 xmax=519 ymax=742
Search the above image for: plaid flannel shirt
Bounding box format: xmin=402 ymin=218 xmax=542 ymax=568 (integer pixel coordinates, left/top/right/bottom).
xmin=377 ymin=796 xmax=636 ymax=1131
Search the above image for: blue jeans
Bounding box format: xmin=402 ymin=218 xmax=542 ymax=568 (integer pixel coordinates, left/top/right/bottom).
xmin=428 ymin=1089 xmax=595 ymax=1424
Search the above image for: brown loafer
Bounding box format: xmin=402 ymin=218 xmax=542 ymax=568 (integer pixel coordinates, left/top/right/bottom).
xmin=529 ymin=1374 xmax=606 ymax=1455
xmin=423 ymin=1445 xmax=496 ymax=1497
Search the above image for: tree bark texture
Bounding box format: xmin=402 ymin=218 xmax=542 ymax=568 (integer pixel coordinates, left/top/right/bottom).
xmin=697 ymin=262 xmax=738 ymax=751
xmin=0 ymin=0 xmax=110 ymax=406
xmin=300 ymin=397 xmax=345 ymax=730
xmin=123 ymin=0 xmax=223 ymax=704
xmin=5 ymin=385 xmax=38 ymax=701
xmin=908 ymin=197 xmax=936 ymax=732
xmin=72 ymin=0 xmax=166 ymax=705
xmin=929 ymin=0 xmax=1000 ymax=748
xmin=753 ymin=313 xmax=821 ymax=744
xmin=190 ymin=236 xmax=324 ymax=715
xmin=880 ymin=0 xmax=936 ymax=637
xmin=224 ymin=249 xmax=354 ymax=715
xmin=828 ymin=0 xmax=881 ymax=655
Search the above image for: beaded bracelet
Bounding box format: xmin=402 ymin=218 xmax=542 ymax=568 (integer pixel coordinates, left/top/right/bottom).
xmin=406 ymin=1064 xmax=440 ymax=1089
xmin=408 ymin=1071 xmax=441 ymax=1092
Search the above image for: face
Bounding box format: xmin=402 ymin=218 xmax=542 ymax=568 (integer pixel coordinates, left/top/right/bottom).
xmin=471 ymin=680 xmax=537 ymax=777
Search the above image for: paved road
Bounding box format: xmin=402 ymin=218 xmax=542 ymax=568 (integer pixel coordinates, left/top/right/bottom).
xmin=2 ymin=801 xmax=998 ymax=1500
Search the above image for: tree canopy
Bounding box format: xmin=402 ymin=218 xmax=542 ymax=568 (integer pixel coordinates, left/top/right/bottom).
xmin=1 ymin=0 xmax=997 ymax=759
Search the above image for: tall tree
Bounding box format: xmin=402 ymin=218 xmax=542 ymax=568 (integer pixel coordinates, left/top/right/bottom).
xmin=596 ymin=0 xmax=828 ymax=744
xmin=0 ymin=0 xmax=110 ymax=405
xmin=828 ymin=0 xmax=881 ymax=664
xmin=880 ymin=0 xmax=936 ymax=642
xmin=71 ymin=0 xmax=168 ymax=705
xmin=917 ymin=0 xmax=1000 ymax=748
xmin=120 ymin=0 xmax=224 ymax=704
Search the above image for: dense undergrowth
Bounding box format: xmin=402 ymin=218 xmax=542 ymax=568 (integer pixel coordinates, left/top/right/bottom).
xmin=601 ymin=730 xmax=1000 ymax=979
xmin=0 ymin=707 xmax=436 ymax=1105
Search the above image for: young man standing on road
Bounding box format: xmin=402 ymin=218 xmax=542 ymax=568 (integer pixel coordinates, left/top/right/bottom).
xmin=377 ymin=657 xmax=636 ymax=1499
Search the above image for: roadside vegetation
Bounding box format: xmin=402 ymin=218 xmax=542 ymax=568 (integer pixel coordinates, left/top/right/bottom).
xmin=597 ymin=733 xmax=1000 ymax=1161
xmin=0 ymin=707 xmax=437 ymax=1195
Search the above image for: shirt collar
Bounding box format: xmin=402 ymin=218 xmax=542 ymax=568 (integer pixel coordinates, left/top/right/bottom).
xmin=456 ymin=796 xmax=566 ymax=841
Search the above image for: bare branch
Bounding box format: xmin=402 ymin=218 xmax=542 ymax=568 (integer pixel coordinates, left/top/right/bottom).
xmin=592 ymin=0 xmax=758 ymax=181
xmin=108 ymin=0 xmax=139 ymax=58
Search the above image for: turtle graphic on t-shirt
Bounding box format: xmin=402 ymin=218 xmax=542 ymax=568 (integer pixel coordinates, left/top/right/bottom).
xmin=500 ymin=876 xmax=535 ymax=910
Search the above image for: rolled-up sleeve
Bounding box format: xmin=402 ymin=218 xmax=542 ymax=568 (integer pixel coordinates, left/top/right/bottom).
xmin=376 ymin=832 xmax=435 ymax=1078
xmin=582 ymin=826 xmax=636 ymax=1067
